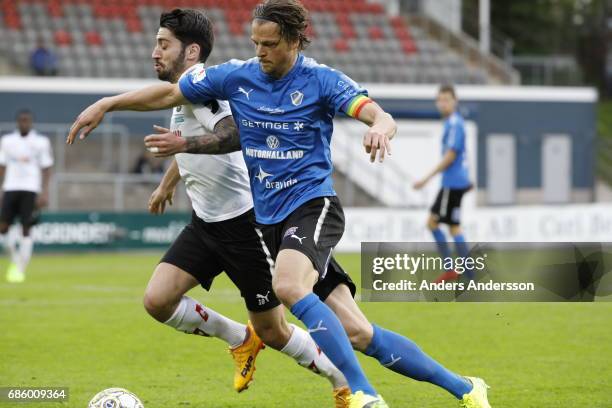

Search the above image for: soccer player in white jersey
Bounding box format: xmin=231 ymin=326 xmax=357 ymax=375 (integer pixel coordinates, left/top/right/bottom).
xmin=0 ymin=110 xmax=53 ymax=283
xmin=132 ymin=9 xmax=352 ymax=405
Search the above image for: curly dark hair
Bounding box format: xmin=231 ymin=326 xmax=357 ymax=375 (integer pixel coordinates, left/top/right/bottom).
xmin=252 ymin=0 xmax=311 ymax=50
xmin=159 ymin=9 xmax=214 ymax=63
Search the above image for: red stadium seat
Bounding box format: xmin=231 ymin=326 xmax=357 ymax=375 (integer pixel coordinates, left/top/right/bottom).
xmin=401 ymin=40 xmax=417 ymax=54
xmin=54 ymin=30 xmax=72 ymax=46
xmin=368 ymin=26 xmax=384 ymax=40
xmin=333 ymin=38 xmax=350 ymax=53
xmin=336 ymin=15 xmax=356 ymax=39
xmin=48 ymin=1 xmax=63 ymax=17
xmin=4 ymin=13 xmax=21 ymax=29
xmin=126 ymin=17 xmax=143 ymax=32
xmin=85 ymin=31 xmax=104 ymax=46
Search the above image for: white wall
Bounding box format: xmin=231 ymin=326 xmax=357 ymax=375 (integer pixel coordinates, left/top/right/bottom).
xmin=337 ymin=204 xmax=612 ymax=252
xmin=332 ymin=119 xmax=477 ymax=208
xmin=423 ymin=0 xmax=462 ymax=34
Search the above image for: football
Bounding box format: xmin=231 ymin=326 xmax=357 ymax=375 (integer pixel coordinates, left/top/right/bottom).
xmin=88 ymin=388 xmax=144 ymax=408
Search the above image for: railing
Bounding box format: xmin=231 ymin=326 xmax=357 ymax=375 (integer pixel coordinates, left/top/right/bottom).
xmin=331 ymin=120 xmax=426 ymax=208
xmin=0 ymin=121 xmax=189 ymax=211
xmin=511 ymin=55 xmax=584 ymax=86
xmin=405 ymin=10 xmax=520 ymax=85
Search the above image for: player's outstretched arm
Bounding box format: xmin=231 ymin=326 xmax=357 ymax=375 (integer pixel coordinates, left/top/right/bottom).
xmin=356 ymin=101 xmax=397 ymax=163
xmin=144 ymin=116 xmax=240 ymax=157
xmin=413 ymin=150 xmax=457 ymax=190
xmin=67 ymin=83 xmax=188 ymax=144
xmin=148 ymin=158 xmax=180 ymax=215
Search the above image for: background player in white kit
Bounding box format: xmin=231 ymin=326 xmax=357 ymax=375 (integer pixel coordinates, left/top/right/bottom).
xmin=140 ymin=9 xmax=350 ymax=404
xmin=0 ymin=109 xmax=53 ymax=283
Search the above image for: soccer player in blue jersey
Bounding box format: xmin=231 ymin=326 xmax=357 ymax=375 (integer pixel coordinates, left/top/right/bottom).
xmin=67 ymin=2 xmax=491 ymax=407
xmin=414 ymin=85 xmax=473 ymax=283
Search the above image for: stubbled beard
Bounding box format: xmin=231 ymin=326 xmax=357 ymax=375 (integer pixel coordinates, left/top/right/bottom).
xmin=157 ymin=49 xmax=186 ymax=83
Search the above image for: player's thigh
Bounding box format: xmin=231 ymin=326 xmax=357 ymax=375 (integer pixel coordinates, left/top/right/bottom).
xmin=205 ymin=210 xmax=282 ymax=313
xmin=145 ymin=262 xmax=200 ymax=307
xmin=325 ymin=283 xmax=373 ymax=352
xmin=248 ymin=304 xmax=291 ymax=349
xmin=274 ymin=196 xmax=346 ymax=300
xmin=0 ymin=192 xmax=19 ymax=231
xmin=153 ymin=218 xmax=225 ymax=303
xmin=18 ymin=192 xmax=37 ymax=235
xmin=427 ymin=213 xmax=439 ymax=230
xmin=274 ymin=249 xmax=319 ymax=303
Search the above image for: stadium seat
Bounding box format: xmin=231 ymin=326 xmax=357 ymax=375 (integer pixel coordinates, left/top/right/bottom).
xmin=0 ymin=0 xmax=492 ymax=84
xmin=54 ymin=29 xmax=72 ymax=46
xmin=333 ymin=38 xmax=350 ymax=53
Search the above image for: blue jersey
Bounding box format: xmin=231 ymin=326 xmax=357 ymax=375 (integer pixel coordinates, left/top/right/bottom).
xmin=179 ymin=55 xmax=368 ymax=224
xmin=441 ymin=112 xmax=470 ymax=189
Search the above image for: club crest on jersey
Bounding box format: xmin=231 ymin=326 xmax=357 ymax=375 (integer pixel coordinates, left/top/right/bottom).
xmin=283 ymin=226 xmax=298 ymax=239
xmin=266 ymin=135 xmax=280 ymax=149
xmin=290 ymin=90 xmax=304 ymax=106
xmin=190 ymin=66 xmax=206 ymax=83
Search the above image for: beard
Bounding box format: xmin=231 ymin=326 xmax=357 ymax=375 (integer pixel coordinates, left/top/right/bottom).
xmin=156 ymin=48 xmax=186 ymax=83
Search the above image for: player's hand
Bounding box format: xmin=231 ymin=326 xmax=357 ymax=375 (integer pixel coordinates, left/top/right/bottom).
xmin=363 ymin=128 xmax=392 ymax=163
xmin=148 ymin=185 xmax=174 ymax=214
xmin=36 ymin=191 xmax=49 ymax=208
xmin=66 ymin=98 xmax=111 ymax=144
xmin=144 ymin=126 xmax=187 ymax=157
xmin=413 ymin=179 xmax=427 ymax=190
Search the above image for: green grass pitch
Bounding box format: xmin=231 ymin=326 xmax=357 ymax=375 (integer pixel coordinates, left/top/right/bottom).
xmin=1 ymin=253 xmax=611 ymax=407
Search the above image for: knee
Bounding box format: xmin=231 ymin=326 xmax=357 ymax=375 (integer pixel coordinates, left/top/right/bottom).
xmin=427 ymin=218 xmax=439 ymax=231
xmin=345 ymin=322 xmax=374 ymax=352
xmin=272 ymin=275 xmax=308 ymax=307
xmin=449 ymin=225 xmax=462 ymax=237
xmin=143 ymin=289 xmax=174 ymax=322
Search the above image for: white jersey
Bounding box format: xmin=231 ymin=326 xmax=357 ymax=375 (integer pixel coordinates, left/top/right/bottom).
xmin=171 ymin=68 xmax=253 ymax=222
xmin=0 ymin=130 xmax=54 ymax=193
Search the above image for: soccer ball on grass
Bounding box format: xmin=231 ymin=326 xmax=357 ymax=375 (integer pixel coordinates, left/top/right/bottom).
xmin=88 ymin=388 xmax=144 ymax=408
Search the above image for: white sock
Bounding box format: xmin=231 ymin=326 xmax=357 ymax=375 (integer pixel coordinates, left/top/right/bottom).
xmin=164 ymin=296 xmax=247 ymax=348
xmin=280 ymin=324 xmax=348 ymax=389
xmin=18 ymin=236 xmax=33 ymax=274
xmin=4 ymin=226 xmax=19 ymax=265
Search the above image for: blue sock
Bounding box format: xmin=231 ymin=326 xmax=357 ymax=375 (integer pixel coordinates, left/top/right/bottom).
xmin=454 ymin=234 xmax=469 ymax=257
xmin=364 ymin=324 xmax=472 ymax=399
xmin=291 ymin=293 xmax=377 ymax=396
xmin=432 ymin=228 xmax=451 ymax=259
xmin=454 ymin=233 xmax=474 ymax=279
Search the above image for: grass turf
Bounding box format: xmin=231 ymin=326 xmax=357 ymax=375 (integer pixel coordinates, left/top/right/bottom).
xmin=1 ymin=253 xmax=611 ymax=407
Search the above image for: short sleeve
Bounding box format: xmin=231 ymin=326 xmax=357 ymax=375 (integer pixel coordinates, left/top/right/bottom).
xmin=318 ymin=67 xmax=368 ymax=115
xmin=179 ymin=62 xmax=235 ymax=105
xmin=192 ymin=100 xmax=233 ymax=131
xmin=39 ymin=137 xmax=54 ymax=168
xmin=447 ymin=121 xmax=466 ymax=153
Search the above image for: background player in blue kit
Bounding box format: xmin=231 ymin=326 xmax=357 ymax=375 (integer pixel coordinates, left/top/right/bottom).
xmin=67 ymin=2 xmax=491 ymax=407
xmin=414 ymin=85 xmax=473 ymax=283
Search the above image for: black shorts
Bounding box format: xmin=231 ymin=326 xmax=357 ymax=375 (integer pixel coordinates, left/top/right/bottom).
xmin=161 ymin=210 xmax=281 ymax=312
xmin=256 ymin=196 xmax=356 ymax=300
xmin=0 ymin=191 xmax=39 ymax=227
xmin=430 ymin=186 xmax=471 ymax=225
